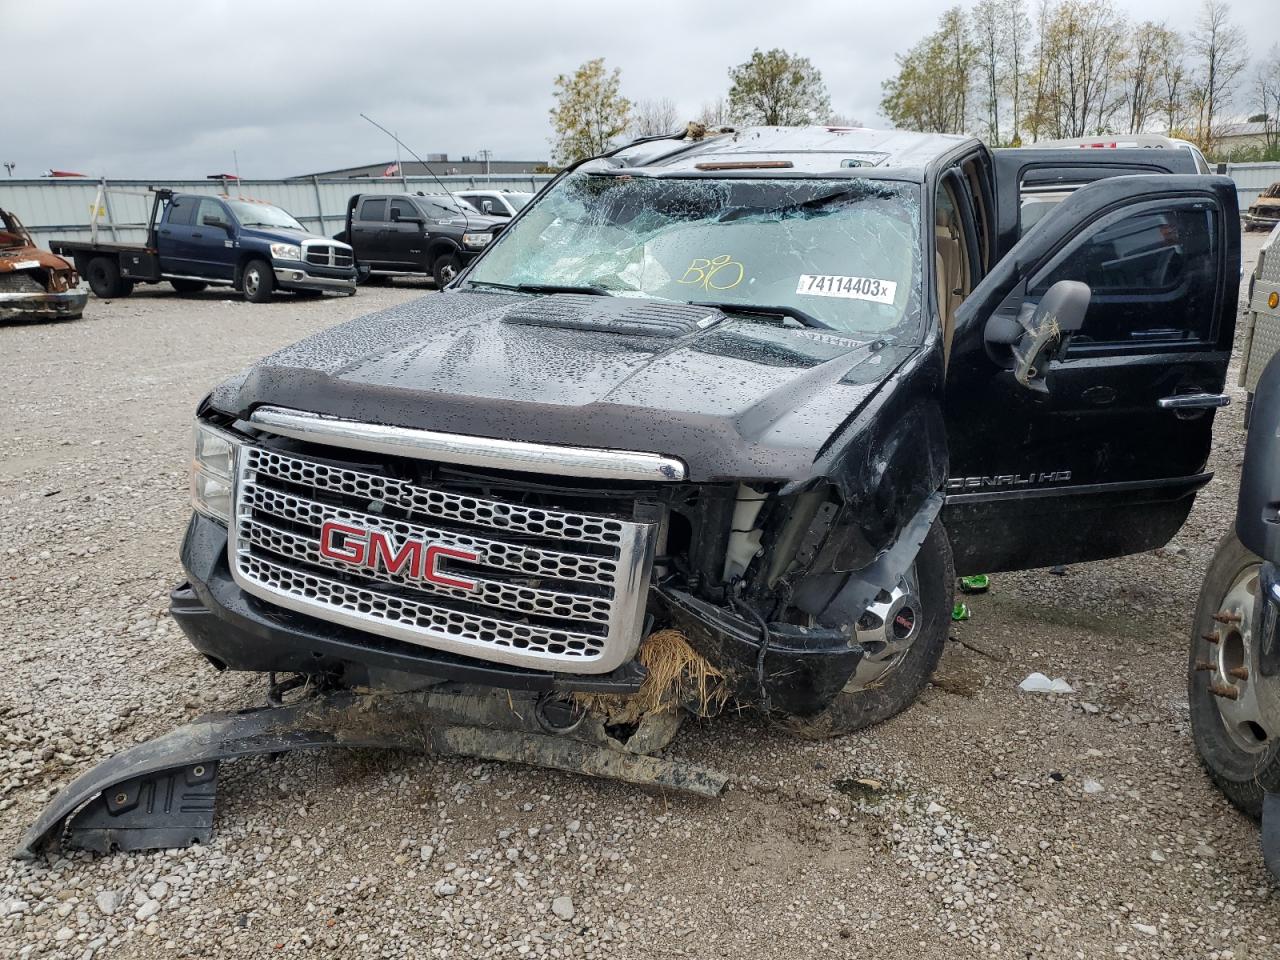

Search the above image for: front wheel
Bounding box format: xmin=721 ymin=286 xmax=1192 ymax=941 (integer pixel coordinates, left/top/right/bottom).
xmin=240 ymin=259 xmax=275 ymax=303
xmin=1189 ymin=530 xmax=1280 ymax=818
xmin=783 ymin=520 xmax=954 ymax=738
xmin=432 ymin=253 xmax=462 ymax=288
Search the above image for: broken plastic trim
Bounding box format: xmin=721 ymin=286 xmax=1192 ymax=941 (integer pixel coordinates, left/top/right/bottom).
xmin=16 ymin=686 xmax=727 ymax=860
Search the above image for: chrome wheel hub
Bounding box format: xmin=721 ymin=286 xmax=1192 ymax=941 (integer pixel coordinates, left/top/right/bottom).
xmin=845 ymin=570 xmax=921 ymax=690
xmin=245 ymin=269 xmax=261 ymax=295
xmin=1207 ymin=565 xmax=1280 ymax=753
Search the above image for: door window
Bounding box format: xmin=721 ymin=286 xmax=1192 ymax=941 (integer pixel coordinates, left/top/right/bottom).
xmin=389 ymin=199 xmax=418 ymax=221
xmin=1029 ymin=200 xmax=1220 ymax=348
xmin=358 ymin=198 xmax=387 ymax=222
xmin=167 ymin=196 xmax=196 ymax=226
xmin=196 ymin=198 xmax=227 ymax=226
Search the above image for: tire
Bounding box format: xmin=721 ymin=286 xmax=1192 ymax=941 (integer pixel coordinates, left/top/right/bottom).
xmin=85 ymin=257 xmax=128 ymax=298
xmin=240 ymin=259 xmax=274 ymax=303
xmin=1189 ymin=530 xmax=1280 ymax=819
xmin=170 ymin=279 xmax=207 ymax=294
xmin=432 ymin=252 xmax=463 ymax=288
xmin=784 ymin=520 xmax=955 ymax=738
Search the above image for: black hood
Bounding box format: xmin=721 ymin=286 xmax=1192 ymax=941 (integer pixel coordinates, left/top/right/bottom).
xmin=210 ymin=291 xmax=912 ymax=482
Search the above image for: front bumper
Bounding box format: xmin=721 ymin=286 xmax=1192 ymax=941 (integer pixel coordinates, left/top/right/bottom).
xmin=272 ymin=263 xmax=357 ymax=293
xmin=173 ymin=513 xmax=864 ymax=715
xmin=0 ymin=288 xmax=88 ymax=321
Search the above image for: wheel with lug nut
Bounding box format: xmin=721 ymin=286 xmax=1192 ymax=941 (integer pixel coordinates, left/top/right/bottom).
xmin=240 ymin=258 xmax=275 ymax=303
xmin=1189 ymin=529 xmax=1280 ymax=818
xmin=782 ymin=519 xmax=953 ymax=738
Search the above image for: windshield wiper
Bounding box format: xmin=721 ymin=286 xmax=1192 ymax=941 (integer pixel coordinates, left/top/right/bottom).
xmin=689 ymin=301 xmax=833 ymax=330
xmin=468 ymin=281 xmax=611 ymax=296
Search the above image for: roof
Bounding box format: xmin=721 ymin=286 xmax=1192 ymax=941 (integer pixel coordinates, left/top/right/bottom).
xmin=1219 ymin=121 xmax=1271 ymax=139
xmin=609 ymin=126 xmax=974 ymax=178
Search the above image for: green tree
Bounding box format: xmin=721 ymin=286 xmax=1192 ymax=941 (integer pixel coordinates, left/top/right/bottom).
xmin=880 ymin=7 xmax=975 ymax=134
xmin=548 ymin=58 xmax=632 ymax=167
xmin=727 ymin=49 xmax=832 ymax=126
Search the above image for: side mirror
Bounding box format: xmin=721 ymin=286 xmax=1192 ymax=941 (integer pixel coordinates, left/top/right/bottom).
xmin=984 ymin=280 xmax=1090 ymax=394
xmin=202 ymin=214 xmax=232 ymax=232
xmin=480 ymin=200 xmax=493 ymax=214
xmin=1238 ymin=353 xmax=1280 ymax=561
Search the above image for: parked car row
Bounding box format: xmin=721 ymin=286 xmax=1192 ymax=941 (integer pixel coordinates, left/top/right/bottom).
xmin=1 ymin=186 xmax=524 ymax=321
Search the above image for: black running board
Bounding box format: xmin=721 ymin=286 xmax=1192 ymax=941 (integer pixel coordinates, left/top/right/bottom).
xmin=15 ymin=687 xmax=726 ymax=860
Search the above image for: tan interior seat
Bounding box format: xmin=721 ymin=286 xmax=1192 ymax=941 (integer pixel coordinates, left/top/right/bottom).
xmin=935 ymin=206 xmax=964 ymax=362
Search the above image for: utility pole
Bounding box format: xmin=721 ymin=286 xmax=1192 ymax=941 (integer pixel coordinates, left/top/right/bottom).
xmin=478 ymin=149 xmax=492 ymax=183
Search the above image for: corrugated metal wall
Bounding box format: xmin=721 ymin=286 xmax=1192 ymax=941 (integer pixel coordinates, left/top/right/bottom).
xmin=0 ymin=175 xmax=554 ymax=247
xmin=1226 ymin=162 xmax=1280 ymax=211
xmin=6 ymin=165 xmax=1278 ymax=249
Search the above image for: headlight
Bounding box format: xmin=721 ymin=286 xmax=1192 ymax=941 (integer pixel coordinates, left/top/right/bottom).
xmin=191 ymin=421 xmax=240 ymax=525
xmin=270 ymin=243 xmax=302 ymax=262
xmin=462 ymin=233 xmax=492 ymax=249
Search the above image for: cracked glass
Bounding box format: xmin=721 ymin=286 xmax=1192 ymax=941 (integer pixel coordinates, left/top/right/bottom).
xmin=467 ymin=169 xmax=922 ymax=338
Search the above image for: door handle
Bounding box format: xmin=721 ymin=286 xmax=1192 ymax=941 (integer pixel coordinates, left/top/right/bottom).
xmin=160 ymin=229 xmax=171 ymax=235
xmin=192 ymin=231 xmax=203 ymax=239
xmin=1157 ymin=393 xmax=1231 ymax=410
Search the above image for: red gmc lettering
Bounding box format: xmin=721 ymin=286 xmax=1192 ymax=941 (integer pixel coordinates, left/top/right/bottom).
xmin=424 ymin=545 xmax=479 ymax=590
xmin=317 ymin=521 xmax=478 ymax=591
xmin=319 ymin=521 xmax=367 ymax=565
xmin=369 ymin=531 xmax=423 ymax=577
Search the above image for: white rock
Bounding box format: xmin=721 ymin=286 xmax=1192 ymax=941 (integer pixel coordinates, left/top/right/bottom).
xmin=1018 ymin=673 xmax=1074 ymax=694
xmin=432 ymin=880 xmax=457 ymax=897
xmin=1133 ymin=923 xmax=1158 ymax=936
xmin=551 ymin=896 xmax=576 ymax=921
xmin=1083 ymin=780 xmax=1104 ymax=795
xmin=147 ymin=881 xmax=169 ymax=901
xmin=926 ymin=802 xmax=946 ymax=816
xmin=1150 ymin=850 xmax=1167 ymax=863
xmin=95 ymin=891 xmax=122 ymax=916
xmin=135 ymin=900 xmax=161 ymax=922
xmin=419 ymin=845 xmax=434 ymax=863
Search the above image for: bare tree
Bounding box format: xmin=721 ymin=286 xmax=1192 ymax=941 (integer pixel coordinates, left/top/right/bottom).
xmin=1004 ymin=0 xmax=1032 ymax=142
xmin=974 ymin=0 xmax=1004 ymax=142
xmin=1255 ymin=44 xmax=1280 ymax=150
xmin=1122 ymin=23 xmax=1162 ymax=133
xmin=1189 ymin=0 xmax=1249 ymax=150
xmin=697 ymin=97 xmax=731 ymax=128
xmin=1153 ymin=25 xmax=1190 ymax=135
xmin=631 ymin=98 xmax=680 ymax=138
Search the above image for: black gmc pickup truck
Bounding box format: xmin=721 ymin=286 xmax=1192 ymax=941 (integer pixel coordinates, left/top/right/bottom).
xmin=174 ymin=126 xmax=1234 ymax=738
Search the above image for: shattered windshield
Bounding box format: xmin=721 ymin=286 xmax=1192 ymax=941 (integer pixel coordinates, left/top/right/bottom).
xmin=467 ymin=170 xmax=921 ymax=337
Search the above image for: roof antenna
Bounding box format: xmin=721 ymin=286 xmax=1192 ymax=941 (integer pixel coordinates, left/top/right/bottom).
xmin=360 ymin=113 xmax=469 ymax=224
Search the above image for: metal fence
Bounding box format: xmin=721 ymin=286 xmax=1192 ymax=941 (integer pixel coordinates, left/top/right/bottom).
xmin=1225 ymin=162 xmax=1280 ymax=211
xmin=5 ymin=163 xmax=1278 ymax=250
xmin=0 ymin=175 xmax=555 ymax=247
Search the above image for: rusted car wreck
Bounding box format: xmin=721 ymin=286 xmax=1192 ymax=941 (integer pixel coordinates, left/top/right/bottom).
xmin=0 ymin=207 xmax=87 ymax=322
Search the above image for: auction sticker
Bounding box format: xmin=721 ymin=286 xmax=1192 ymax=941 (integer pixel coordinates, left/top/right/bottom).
xmin=796 ymin=274 xmax=896 ymax=304
xmin=9 ymin=260 xmax=40 ymax=271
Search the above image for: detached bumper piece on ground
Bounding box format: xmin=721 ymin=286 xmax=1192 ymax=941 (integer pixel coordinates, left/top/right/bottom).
xmin=14 ymin=682 xmax=727 ymax=860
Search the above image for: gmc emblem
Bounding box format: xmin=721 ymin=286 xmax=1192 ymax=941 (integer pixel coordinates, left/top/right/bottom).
xmin=319 ymin=520 xmax=478 ymax=590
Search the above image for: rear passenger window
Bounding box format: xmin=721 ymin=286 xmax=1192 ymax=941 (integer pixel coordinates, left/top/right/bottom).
xmin=1030 ymin=201 xmax=1220 ymax=348
xmin=358 ymin=198 xmax=387 ymax=222
xmin=167 ymin=196 xmax=196 ymax=226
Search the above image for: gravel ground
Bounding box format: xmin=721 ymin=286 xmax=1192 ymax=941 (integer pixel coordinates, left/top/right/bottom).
xmin=1 ymin=238 xmax=1276 ymax=960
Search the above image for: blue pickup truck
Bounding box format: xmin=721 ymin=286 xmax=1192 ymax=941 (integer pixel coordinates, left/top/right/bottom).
xmin=50 ymin=189 xmax=357 ymax=302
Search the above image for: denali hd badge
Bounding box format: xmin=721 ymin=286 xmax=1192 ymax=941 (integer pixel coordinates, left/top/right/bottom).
xmin=319 ymin=521 xmax=478 ymax=590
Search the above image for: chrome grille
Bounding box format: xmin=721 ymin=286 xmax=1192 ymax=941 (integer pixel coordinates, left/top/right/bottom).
xmin=229 ymin=447 xmax=656 ymax=672
xmin=303 ymin=243 xmax=355 ymax=268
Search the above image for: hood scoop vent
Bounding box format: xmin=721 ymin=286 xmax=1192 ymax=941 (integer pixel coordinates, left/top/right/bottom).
xmin=502 ymin=294 xmax=722 ymax=339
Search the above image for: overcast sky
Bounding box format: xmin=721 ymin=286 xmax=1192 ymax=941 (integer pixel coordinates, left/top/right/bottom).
xmin=2 ymin=0 xmax=1274 ymax=179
